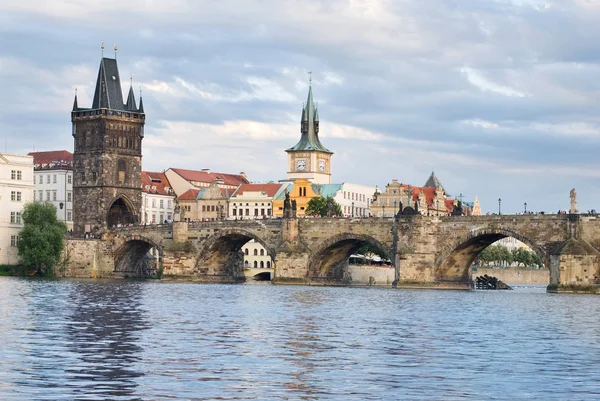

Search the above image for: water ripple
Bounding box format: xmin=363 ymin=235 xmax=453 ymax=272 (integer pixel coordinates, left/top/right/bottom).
xmin=1 ymin=278 xmax=600 ymax=400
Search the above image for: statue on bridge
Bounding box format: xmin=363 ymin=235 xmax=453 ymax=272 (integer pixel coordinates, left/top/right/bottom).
xmin=570 ymin=188 xmax=578 ymax=214
xmin=283 ymin=190 xmax=293 ymax=219
xmin=291 ymin=199 xmax=297 ymax=218
xmin=451 ymin=201 xmax=463 ymax=216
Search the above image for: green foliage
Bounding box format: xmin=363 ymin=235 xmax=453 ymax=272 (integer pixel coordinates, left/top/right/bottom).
xmin=474 ymin=243 xmax=543 ymax=269
xmin=0 ymin=264 xmax=32 ymax=276
xmin=305 ymin=196 xmax=342 ymax=217
xmin=17 ymin=202 xmax=67 ymax=276
xmin=164 ymin=240 xmax=194 ymax=252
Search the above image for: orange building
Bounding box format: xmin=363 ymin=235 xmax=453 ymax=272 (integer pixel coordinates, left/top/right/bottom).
xmin=272 ymin=179 xmax=319 ymax=217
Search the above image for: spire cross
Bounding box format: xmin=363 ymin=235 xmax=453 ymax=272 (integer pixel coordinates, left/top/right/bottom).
xmin=130 ymin=74 xmax=133 ymax=87
xmin=406 ymin=185 xmax=414 ymax=204
xmin=458 ymin=193 xmax=464 ymax=203
xmin=101 ymin=41 xmax=104 ymax=57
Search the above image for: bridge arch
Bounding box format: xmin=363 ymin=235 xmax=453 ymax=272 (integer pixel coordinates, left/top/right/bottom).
xmin=113 ymin=234 xmax=163 ymax=278
xmin=196 ymin=228 xmax=276 ymax=280
xmin=435 ymin=227 xmax=547 ymax=283
xmin=308 ymin=233 xmax=394 ymax=282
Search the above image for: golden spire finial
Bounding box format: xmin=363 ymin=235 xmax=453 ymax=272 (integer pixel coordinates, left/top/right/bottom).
xmin=75 ymin=86 xmax=78 ymax=95
xmin=114 ymin=43 xmax=118 ymax=59
xmin=130 ymin=73 xmax=133 ymax=87
xmin=101 ymin=40 xmax=105 ymax=57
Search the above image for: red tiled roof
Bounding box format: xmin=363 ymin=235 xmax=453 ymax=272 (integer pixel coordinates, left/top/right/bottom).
xmin=28 ymin=150 xmax=73 ymax=170
xmin=179 ymin=188 xmax=200 ymax=201
xmin=171 ymin=168 xmax=249 ymax=187
xmin=141 ymin=171 xmax=173 ymax=196
xmin=232 ymin=183 xmax=283 ymax=198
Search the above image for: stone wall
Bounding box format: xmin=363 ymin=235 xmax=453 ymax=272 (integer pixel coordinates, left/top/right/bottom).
xmin=472 ymin=268 xmax=549 ymax=285
xmin=348 ymin=265 xmax=395 ymax=286
xmin=63 ymin=239 xmax=114 ymax=278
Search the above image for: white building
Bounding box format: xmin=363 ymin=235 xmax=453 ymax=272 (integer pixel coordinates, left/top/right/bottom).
xmin=28 ymin=151 xmax=73 ymax=230
xmin=141 ymin=171 xmax=175 ymax=224
xmin=228 ymin=183 xmax=287 ymax=220
xmin=312 ymin=182 xmax=376 ymax=217
xmin=0 ymin=153 xmax=34 ymax=265
xmin=242 ymin=239 xmax=273 ymax=280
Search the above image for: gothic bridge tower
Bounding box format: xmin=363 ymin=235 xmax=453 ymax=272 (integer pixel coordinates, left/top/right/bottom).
xmin=286 ymin=78 xmax=333 ymax=184
xmin=71 ymin=55 xmax=145 ymax=234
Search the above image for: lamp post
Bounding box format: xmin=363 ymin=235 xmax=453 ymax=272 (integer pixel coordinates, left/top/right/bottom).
xmin=498 ymin=198 xmax=502 ymax=215
xmin=436 ymin=200 xmax=439 ymax=216
xmin=524 ymin=202 xmax=527 ymax=214
xmin=351 ymin=201 xmax=354 ymax=218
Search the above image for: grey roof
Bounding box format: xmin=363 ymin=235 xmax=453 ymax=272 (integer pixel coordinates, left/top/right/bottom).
xmin=92 ymin=58 xmax=125 ymax=110
xmin=424 ymin=171 xmax=445 ymax=192
xmin=125 ymin=85 xmax=137 ymax=110
xmin=138 ymin=95 xmax=144 ymax=114
xmin=286 ymin=84 xmax=332 ymax=154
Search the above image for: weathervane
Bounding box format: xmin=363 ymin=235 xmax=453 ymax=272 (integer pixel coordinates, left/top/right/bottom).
xmin=101 ymin=40 xmax=104 ymax=57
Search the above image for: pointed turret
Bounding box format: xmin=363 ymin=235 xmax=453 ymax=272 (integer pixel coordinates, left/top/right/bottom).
xmin=72 ymin=93 xmax=78 ymax=111
xmin=138 ymin=93 xmax=144 ymax=114
xmin=92 ymin=57 xmax=125 ymax=110
xmin=286 ymin=80 xmax=331 ymax=153
xmin=424 ymin=171 xmax=446 ymax=194
xmin=125 ymin=85 xmax=137 ymax=111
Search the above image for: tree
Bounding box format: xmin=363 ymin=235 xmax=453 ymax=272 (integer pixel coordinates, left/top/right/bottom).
xmin=17 ymin=202 xmax=67 ymax=276
xmin=305 ymin=196 xmax=342 ymax=217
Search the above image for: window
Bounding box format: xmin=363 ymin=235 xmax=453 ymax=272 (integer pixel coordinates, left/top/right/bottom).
xmin=160 ymin=200 xmax=164 ymax=209
xmin=46 ymin=191 xmax=51 ymax=201
xmin=67 ymin=192 xmax=72 ymax=202
xmin=167 ymin=213 xmax=172 ymax=221
xmin=160 ymin=214 xmax=164 ymax=223
xmin=67 ymin=211 xmax=72 ymax=221
xmin=168 ymin=200 xmax=172 ymax=209
xmin=67 ymin=174 xmax=72 ymax=184
xmin=11 ymin=191 xmax=22 ymax=201
xmin=267 ymin=261 xmax=271 ymax=268
xmin=254 ymin=209 xmax=259 ymax=216
xmin=152 ymin=214 xmax=156 ymax=223
xmin=10 ymin=212 xmax=21 ymax=224
xmin=202 ymin=205 xmax=206 ymax=212
xmin=46 ymin=175 xmax=50 ymax=184
xmin=246 ymin=209 xmax=249 ymax=216
xmin=38 ymin=190 xmax=43 ymax=201
xmin=92 ymin=172 xmax=97 ymax=181
xmin=11 ymin=170 xmax=22 ymax=180
xmin=254 ymin=249 xmax=258 ymax=256
xmin=10 ymin=235 xmax=18 ymax=247
xmin=152 ymin=199 xmax=156 ymax=208
xmin=244 ymin=249 xmax=249 ymax=255
xmin=52 ymin=190 xmax=57 ymax=201
xmin=261 ymin=208 xmax=264 ymax=216
xmin=211 ymin=205 xmax=215 ymax=212
xmin=260 ymin=249 xmax=264 ymax=256
xmin=253 ymin=261 xmax=258 ymax=268
xmin=260 ymin=261 xmax=264 ymax=268
xmin=53 ymin=174 xmax=57 ymax=183
xmin=233 ymin=209 xmax=237 ymax=216
xmin=117 ymin=159 xmax=126 ymax=184
xmin=267 ymin=209 xmax=271 ymax=216
xmin=38 ymin=175 xmax=43 ymax=184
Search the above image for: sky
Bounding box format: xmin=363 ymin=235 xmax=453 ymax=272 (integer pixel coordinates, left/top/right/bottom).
xmin=1 ymin=0 xmax=600 ymax=214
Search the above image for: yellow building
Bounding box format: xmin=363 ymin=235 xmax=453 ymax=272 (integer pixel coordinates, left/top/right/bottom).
xmin=272 ymin=179 xmax=319 ymax=217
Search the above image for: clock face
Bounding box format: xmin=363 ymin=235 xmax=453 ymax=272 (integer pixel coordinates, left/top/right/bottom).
xmin=296 ymin=159 xmax=306 ymax=171
xmin=319 ymin=160 xmax=326 ymax=172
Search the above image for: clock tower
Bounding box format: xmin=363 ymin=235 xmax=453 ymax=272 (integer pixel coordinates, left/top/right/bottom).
xmin=286 ymin=79 xmax=333 ymax=184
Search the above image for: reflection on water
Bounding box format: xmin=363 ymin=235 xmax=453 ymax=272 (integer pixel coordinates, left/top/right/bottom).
xmin=1 ymin=278 xmax=600 ymax=400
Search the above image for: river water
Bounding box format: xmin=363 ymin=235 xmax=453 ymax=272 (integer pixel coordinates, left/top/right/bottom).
xmin=0 ymin=278 xmax=599 ymax=400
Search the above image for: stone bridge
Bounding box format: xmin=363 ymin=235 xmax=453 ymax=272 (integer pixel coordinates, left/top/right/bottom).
xmin=67 ymin=214 xmax=600 ymax=289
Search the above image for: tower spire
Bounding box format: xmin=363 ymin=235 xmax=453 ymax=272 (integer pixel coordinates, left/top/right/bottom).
xmin=72 ymin=87 xmax=78 ymax=111
xmin=125 ymin=73 xmax=137 ymax=110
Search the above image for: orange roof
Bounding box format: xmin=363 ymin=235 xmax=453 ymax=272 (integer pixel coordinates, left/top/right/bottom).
xmin=179 ymin=188 xmax=200 ymax=201
xmin=171 ymin=168 xmax=249 ymax=187
xmin=141 ymin=171 xmax=173 ymax=196
xmin=28 ymin=150 xmax=73 ymax=170
xmin=232 ymin=183 xmax=283 ymax=198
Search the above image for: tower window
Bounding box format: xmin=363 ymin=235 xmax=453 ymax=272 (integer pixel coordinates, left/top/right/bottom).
xmin=117 ymin=160 xmax=126 ymax=184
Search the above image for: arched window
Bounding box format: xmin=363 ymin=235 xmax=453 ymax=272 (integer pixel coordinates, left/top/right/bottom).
xmin=260 ymin=249 xmax=264 ymax=256
xmin=267 ymin=261 xmax=271 ymax=268
xmin=260 ymin=261 xmax=264 ymax=268
xmin=244 ymin=261 xmax=248 ymax=267
xmin=253 ymin=261 xmax=258 ymax=268
xmin=117 ymin=160 xmax=126 ymax=184
xmin=244 ymin=248 xmax=249 ymax=255
xmin=253 ymin=249 xmax=258 ymax=256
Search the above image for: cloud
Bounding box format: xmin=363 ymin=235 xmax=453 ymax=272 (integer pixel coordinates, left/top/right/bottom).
xmin=460 ymin=67 xmax=528 ymax=97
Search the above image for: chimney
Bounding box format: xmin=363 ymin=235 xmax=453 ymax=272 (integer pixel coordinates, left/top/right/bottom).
xmin=201 ymin=168 xmax=211 ymax=173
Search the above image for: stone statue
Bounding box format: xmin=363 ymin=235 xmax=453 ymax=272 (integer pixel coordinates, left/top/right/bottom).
xmin=173 ymin=198 xmax=182 ymax=222
xmin=283 ymin=190 xmax=292 ymax=218
xmin=570 ymin=188 xmax=578 ymax=214
xmin=451 ymin=200 xmax=463 ymax=216
xmin=291 ymin=199 xmax=297 ymax=218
